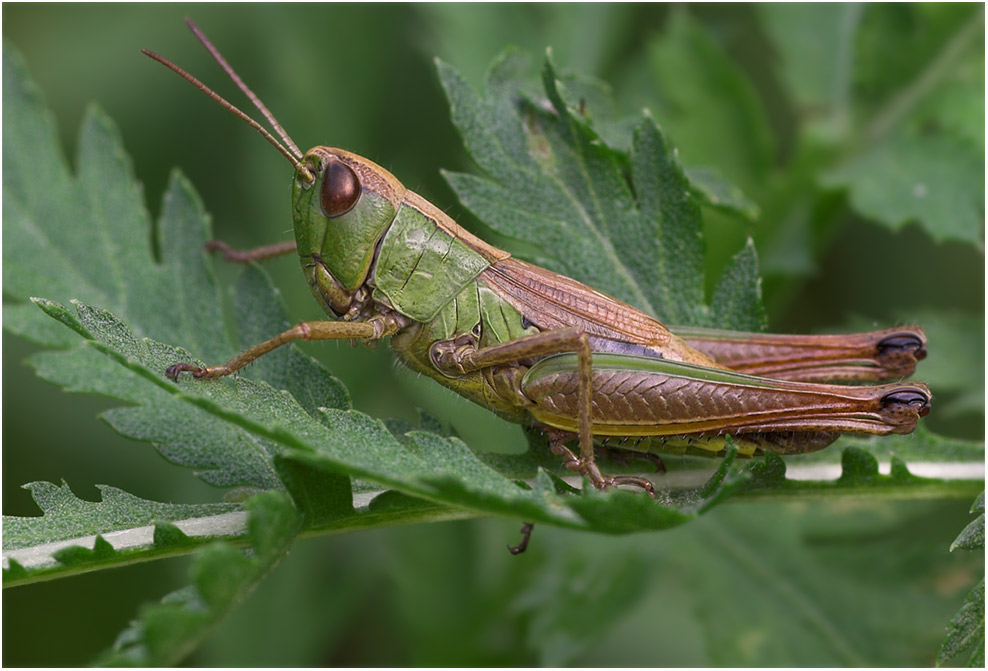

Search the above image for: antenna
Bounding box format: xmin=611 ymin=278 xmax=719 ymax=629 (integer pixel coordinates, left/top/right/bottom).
xmin=143 ymin=26 xmax=310 ymax=178
xmin=184 ymin=18 xmax=303 ymax=160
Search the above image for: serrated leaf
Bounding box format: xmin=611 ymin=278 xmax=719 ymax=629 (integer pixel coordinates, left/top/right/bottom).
xmin=94 ymin=491 xmax=301 ymax=666
xmin=439 ymin=49 xmax=764 ymax=329
xmin=939 ymin=490 xmax=986 ymax=666
xmin=2 ymin=482 xmax=239 ymax=553
xmin=439 ymin=52 xmax=660 ymax=315
xmin=3 ymin=47 xmax=227 ymax=360
xmin=708 ymin=239 xmax=767 ymax=332
xmin=2 ymin=481 xmax=240 ymax=586
xmin=628 ymin=112 xmax=705 ymax=325
xmin=47 ymin=290 xmax=983 ymax=543
xmin=938 ymin=578 xmax=985 ymax=667
xmin=2 ymin=44 xmax=349 ymax=495
xmin=950 ymin=514 xmax=985 ymax=552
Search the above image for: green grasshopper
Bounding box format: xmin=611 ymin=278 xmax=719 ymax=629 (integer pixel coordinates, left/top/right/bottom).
xmin=146 ymin=21 xmax=931 ymax=518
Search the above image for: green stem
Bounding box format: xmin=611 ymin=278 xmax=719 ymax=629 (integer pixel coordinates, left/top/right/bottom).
xmin=863 ymin=7 xmax=985 ymax=145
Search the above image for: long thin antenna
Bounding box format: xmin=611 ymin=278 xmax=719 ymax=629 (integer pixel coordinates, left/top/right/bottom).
xmin=184 ymin=18 xmax=303 ymax=160
xmin=142 ymin=48 xmax=305 ymax=174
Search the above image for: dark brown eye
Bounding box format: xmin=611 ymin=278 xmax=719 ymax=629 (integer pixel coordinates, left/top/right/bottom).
xmin=320 ymin=159 xmax=361 ymax=218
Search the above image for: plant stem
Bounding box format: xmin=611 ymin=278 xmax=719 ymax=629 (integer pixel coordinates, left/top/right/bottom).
xmin=863 ymin=7 xmax=985 ymax=145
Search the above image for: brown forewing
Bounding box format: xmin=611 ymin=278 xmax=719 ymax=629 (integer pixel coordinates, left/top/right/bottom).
xmin=483 ymin=257 xmax=673 ymax=346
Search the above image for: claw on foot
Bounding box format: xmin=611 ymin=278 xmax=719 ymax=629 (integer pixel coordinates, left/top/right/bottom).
xmin=165 ymin=362 xmax=206 ymax=381
xmin=547 ymin=433 xmax=659 ymax=497
xmin=204 ymin=239 xmax=233 ymax=257
xmin=508 ymin=522 xmax=534 ymax=555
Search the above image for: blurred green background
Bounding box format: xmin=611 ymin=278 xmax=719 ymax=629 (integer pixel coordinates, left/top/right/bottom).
xmin=3 ymin=3 xmax=983 ymax=666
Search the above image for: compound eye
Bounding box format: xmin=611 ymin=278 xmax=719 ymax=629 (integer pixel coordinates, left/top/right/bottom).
xmin=320 ymin=158 xmax=361 ymax=218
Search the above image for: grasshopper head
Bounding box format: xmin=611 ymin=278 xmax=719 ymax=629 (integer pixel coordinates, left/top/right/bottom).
xmin=293 ymin=147 xmax=406 ymax=314
xmin=144 ymin=26 xmax=404 ymax=316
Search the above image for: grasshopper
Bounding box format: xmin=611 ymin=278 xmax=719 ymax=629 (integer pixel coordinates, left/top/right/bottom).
xmin=146 ymin=21 xmax=931 ymax=519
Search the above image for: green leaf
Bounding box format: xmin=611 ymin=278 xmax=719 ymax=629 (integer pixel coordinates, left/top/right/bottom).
xmin=938 ymin=491 xmax=986 ymax=666
xmin=438 ymin=49 xmax=764 ymax=329
xmin=515 ymin=539 xmax=653 ymax=666
xmin=439 ymin=50 xmax=661 ymax=316
xmin=22 ymin=256 xmax=974 ymax=560
xmin=94 ymin=491 xmax=301 ymax=666
xmin=822 ymin=6 xmax=985 ymax=247
xmin=822 ymin=131 xmax=984 ymax=246
xmin=272 ymin=455 xmax=354 ymax=529
xmin=950 ymin=514 xmax=985 ymax=553
xmin=2 ymin=481 xmax=236 ymax=553
xmin=708 ymin=239 xmax=767 ymax=332
xmin=732 ymin=436 xmax=983 ymax=504
xmin=659 ymin=500 xmax=978 ymax=666
xmin=628 ymin=112 xmax=705 ymax=326
xmin=4 ymin=41 xmax=366 ymax=502
xmin=2 ymin=481 xmax=240 ymax=586
xmin=3 ymin=43 xmax=294 ymax=494
xmin=2 ymin=47 xmax=227 ymax=360
xmin=685 ymin=166 xmax=761 ymax=222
